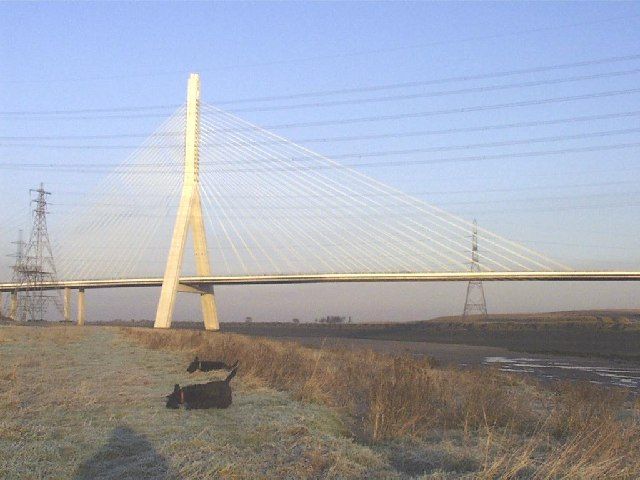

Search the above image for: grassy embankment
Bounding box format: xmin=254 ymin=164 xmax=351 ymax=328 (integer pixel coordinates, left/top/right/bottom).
xmin=1 ymin=323 xmax=639 ymax=479
xmin=128 ymin=326 xmax=640 ymax=478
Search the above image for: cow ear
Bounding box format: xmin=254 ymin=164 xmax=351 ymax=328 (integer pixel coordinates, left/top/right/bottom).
xmin=173 ymin=384 xmax=180 ymax=393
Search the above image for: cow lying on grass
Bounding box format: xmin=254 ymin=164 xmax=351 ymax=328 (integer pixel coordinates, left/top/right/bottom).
xmin=187 ymin=356 xmax=239 ymax=373
xmin=166 ymin=367 xmax=238 ymax=409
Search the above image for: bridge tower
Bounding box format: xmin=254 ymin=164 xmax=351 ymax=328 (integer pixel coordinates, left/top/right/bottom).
xmin=154 ymin=74 xmax=219 ymax=330
xmin=463 ymin=219 xmax=488 ymax=317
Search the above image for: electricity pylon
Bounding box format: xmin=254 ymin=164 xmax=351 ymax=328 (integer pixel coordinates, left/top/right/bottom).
xmin=7 ymin=230 xmax=26 ymax=320
xmin=154 ymin=73 xmax=219 ymax=330
xmin=463 ymin=219 xmax=488 ymax=317
xmin=15 ymin=185 xmax=62 ymax=322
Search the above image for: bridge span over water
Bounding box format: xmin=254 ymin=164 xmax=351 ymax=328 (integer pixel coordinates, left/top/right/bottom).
xmin=3 ymin=271 xmax=640 ymax=293
xmin=4 ymin=74 xmax=639 ymax=329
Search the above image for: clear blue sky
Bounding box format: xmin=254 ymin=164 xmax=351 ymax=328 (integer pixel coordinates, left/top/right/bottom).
xmin=1 ymin=2 xmax=640 ymax=321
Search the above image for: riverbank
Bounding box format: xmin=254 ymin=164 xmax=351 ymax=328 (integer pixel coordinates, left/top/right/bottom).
xmin=4 ymin=323 xmax=637 ymax=478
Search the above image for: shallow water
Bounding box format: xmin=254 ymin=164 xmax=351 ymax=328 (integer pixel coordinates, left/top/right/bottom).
xmin=267 ymin=334 xmax=640 ymax=392
xmin=483 ymin=355 xmax=640 ymax=390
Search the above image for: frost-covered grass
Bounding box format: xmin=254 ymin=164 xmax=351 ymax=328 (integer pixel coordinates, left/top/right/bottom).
xmin=127 ymin=326 xmax=640 ymax=479
xmin=0 ymin=325 xmax=393 ymax=479
xmin=1 ymin=324 xmax=639 ymax=479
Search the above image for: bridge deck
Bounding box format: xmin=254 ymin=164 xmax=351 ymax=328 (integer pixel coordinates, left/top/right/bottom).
xmin=1 ymin=271 xmax=640 ymax=292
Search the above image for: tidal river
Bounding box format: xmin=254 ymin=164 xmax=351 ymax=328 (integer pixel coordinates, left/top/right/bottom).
xmin=281 ymin=335 xmax=640 ymax=392
xmin=483 ymin=355 xmax=640 ymax=390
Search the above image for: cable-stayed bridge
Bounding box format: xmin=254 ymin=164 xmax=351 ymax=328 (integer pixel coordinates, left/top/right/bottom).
xmin=1 ymin=74 xmax=639 ymax=329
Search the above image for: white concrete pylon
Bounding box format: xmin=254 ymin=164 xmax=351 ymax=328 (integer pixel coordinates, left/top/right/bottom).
xmin=77 ymin=288 xmax=85 ymax=326
xmin=154 ymin=74 xmax=219 ymax=330
xmin=64 ymin=287 xmax=71 ymax=322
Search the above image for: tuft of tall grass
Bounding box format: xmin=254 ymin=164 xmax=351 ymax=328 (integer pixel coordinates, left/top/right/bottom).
xmin=122 ymin=328 xmax=637 ymax=446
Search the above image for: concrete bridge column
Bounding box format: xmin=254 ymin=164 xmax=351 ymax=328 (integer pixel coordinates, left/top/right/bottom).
xmin=63 ymin=288 xmax=71 ymax=322
xmin=9 ymin=291 xmax=17 ymax=321
xmin=154 ymin=73 xmax=219 ymax=331
xmin=77 ymin=289 xmax=85 ymax=326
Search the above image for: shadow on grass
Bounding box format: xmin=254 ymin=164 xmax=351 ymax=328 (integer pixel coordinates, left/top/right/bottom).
xmin=75 ymin=426 xmax=174 ymax=480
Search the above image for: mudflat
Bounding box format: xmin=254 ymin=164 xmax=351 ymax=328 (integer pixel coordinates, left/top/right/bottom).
xmin=221 ymin=310 xmax=640 ymax=391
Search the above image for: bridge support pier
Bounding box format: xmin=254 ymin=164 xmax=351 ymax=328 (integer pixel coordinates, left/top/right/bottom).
xmin=77 ymin=289 xmax=85 ymax=326
xmin=63 ymin=288 xmax=71 ymax=322
xmin=9 ymin=291 xmax=17 ymax=321
xmin=154 ymin=73 xmax=219 ymax=331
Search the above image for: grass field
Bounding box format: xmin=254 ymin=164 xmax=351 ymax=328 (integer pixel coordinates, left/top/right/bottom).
xmin=1 ymin=324 xmax=639 ymax=479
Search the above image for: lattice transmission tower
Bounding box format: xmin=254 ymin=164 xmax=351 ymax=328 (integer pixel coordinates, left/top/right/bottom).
xmin=463 ymin=219 xmax=488 ymax=317
xmin=13 ymin=184 xmax=62 ymax=322
xmin=8 ymin=230 xmax=26 ymax=321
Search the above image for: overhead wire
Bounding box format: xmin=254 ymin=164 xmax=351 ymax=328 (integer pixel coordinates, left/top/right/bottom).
xmin=3 ymin=110 xmax=640 ymax=145
xmin=6 ymin=123 xmax=640 ymax=152
xmin=200 ymin=114 xmax=442 ymax=271
xmin=202 ymin=107 xmax=522 ymax=271
xmin=211 ymin=52 xmax=640 ymax=104
xmin=2 ymin=52 xmax=639 ymax=118
xmin=206 ymin=105 xmax=571 ymax=271
xmin=225 ymin=67 xmax=640 ymax=113
xmin=200 ymin=119 xmax=397 ymax=272
xmin=6 ymin=48 xmax=640 ymax=277
xmin=53 ymin=107 xmax=185 ymax=280
xmin=208 ymin=88 xmax=640 ymax=132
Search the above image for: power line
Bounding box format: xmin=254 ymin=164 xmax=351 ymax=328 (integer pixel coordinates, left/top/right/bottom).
xmin=45 ymin=189 xmax=640 ymax=210
xmin=454 ymin=201 xmax=640 ymax=215
xmin=211 ymin=53 xmax=640 ymax=105
xmin=205 ymin=88 xmax=640 ymax=131
xmin=0 ymin=104 xmax=179 ymax=116
xmin=38 ymin=238 xmax=640 ymax=254
xmin=0 ymin=134 xmax=640 ymax=174
xmin=0 ymin=141 xmax=638 ymax=173
xmin=4 ymin=110 xmax=639 ymax=143
xmin=432 ymin=190 xmax=640 ymax=208
xmin=2 ymin=84 xmax=637 ymax=125
xmin=41 ymin=238 xmax=638 ymax=253
xmin=5 ymin=64 xmax=639 ymax=117
xmin=4 ymin=125 xmax=639 ymax=152
xmin=42 ymin=199 xmax=640 ymax=218
xmin=2 ymin=112 xmax=179 ymax=121
xmin=288 ymin=110 xmax=640 ymax=145
xmin=209 ymin=142 xmax=640 ymax=173
xmin=509 ymin=239 xmax=634 ymax=251
xmin=0 ymin=131 xmax=182 ymax=141
xmin=3 ymin=53 xmax=640 ymax=117
xmin=43 ymin=180 xmax=640 ymax=200
xmin=225 ymin=68 xmax=640 ymax=113
xmin=26 ymin=162 xmax=640 ymax=189
xmin=480 ymin=218 xmax=640 ymax=240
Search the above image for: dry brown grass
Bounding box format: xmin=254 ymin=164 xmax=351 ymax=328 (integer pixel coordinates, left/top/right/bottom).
xmin=126 ymin=327 xmax=536 ymax=441
xmin=123 ymin=327 xmax=640 ymax=478
xmin=3 ymin=325 xmax=399 ymax=479
xmin=2 ymin=324 xmax=639 ymax=478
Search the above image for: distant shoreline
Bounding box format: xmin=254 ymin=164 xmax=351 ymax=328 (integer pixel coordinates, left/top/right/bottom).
xmin=77 ymin=308 xmax=640 ymax=362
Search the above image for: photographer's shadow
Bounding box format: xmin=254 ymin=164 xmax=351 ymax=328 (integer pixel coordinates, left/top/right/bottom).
xmin=75 ymin=426 xmax=174 ymax=479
